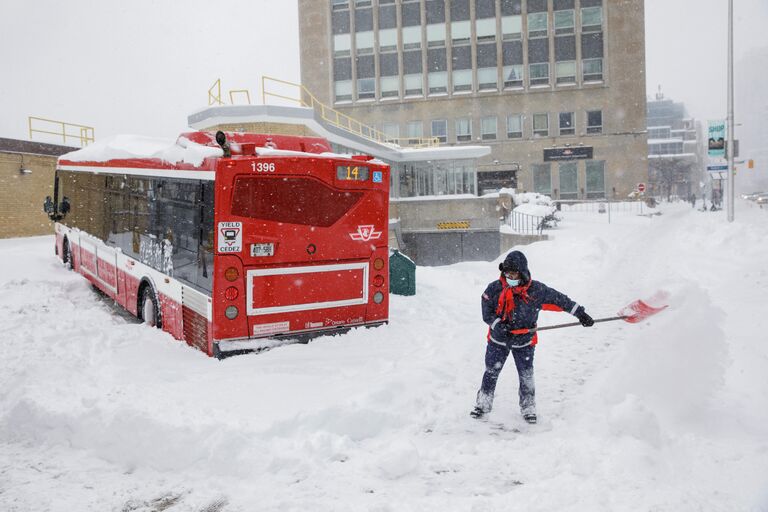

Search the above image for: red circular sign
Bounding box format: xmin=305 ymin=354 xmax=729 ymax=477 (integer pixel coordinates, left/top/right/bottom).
xmin=637 ymin=183 xmax=646 ymax=193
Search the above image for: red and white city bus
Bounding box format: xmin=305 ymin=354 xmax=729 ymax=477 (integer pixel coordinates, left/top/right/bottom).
xmin=44 ymin=131 xmax=389 ymax=357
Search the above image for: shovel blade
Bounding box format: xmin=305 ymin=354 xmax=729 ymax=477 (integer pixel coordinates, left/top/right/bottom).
xmin=617 ymin=299 xmax=668 ymax=323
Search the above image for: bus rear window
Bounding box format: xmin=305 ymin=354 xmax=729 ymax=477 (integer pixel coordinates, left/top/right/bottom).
xmin=231 ymin=176 xmax=364 ymax=227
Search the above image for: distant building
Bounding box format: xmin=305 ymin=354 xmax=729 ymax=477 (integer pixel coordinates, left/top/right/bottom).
xmin=298 ymin=0 xmax=648 ymax=199
xmin=646 ymin=90 xmax=705 ymax=200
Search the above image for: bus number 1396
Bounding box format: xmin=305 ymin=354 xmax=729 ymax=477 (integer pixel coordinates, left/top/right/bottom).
xmin=252 ymin=162 xmax=276 ymax=173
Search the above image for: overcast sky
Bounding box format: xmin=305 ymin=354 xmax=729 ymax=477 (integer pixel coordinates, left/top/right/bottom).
xmin=0 ymin=0 xmax=766 ymax=145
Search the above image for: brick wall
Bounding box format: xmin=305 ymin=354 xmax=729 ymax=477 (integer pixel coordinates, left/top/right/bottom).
xmin=0 ymin=152 xmax=57 ymax=238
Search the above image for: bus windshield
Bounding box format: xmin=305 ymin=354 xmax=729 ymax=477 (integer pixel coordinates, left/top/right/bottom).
xmin=230 ymin=175 xmax=363 ymax=227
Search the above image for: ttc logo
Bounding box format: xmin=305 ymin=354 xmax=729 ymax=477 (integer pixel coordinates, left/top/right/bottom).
xmin=349 ymin=225 xmax=382 ymax=242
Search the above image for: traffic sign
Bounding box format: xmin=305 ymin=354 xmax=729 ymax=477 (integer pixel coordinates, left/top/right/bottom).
xmin=637 ymin=183 xmax=646 ymax=193
xmin=707 ymin=165 xmax=728 ymax=172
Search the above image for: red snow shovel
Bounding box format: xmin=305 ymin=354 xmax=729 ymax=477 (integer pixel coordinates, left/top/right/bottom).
xmin=510 ymin=297 xmax=668 ymax=334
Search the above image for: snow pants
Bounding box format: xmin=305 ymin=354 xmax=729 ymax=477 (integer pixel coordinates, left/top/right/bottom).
xmin=476 ymin=342 xmax=536 ymax=415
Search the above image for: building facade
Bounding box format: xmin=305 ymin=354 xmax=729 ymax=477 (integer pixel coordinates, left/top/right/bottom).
xmin=646 ymin=92 xmax=705 ymax=200
xmin=0 ymin=138 xmax=76 ymax=239
xmin=299 ymin=0 xmax=648 ymax=199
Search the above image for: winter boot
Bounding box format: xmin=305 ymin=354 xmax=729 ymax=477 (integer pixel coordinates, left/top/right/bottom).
xmin=471 ymin=390 xmax=494 ymax=419
xmin=523 ymin=413 xmax=537 ymax=424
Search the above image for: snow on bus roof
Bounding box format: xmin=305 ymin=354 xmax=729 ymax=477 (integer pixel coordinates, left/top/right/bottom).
xmin=60 ymin=134 xmax=223 ymax=166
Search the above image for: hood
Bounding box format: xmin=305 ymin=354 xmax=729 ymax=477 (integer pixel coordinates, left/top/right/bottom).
xmin=498 ymin=250 xmax=531 ymax=284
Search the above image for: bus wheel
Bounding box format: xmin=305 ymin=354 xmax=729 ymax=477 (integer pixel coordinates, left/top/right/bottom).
xmin=62 ymin=238 xmax=74 ymax=270
xmin=139 ymin=285 xmax=162 ymax=329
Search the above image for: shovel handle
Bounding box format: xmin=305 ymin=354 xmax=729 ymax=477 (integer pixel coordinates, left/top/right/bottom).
xmin=510 ymin=316 xmax=628 ymax=335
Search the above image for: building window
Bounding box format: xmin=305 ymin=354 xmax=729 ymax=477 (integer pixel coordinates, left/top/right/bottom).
xmin=404 ymin=74 xmax=423 ymax=96
xmin=357 ymin=78 xmax=375 ymax=100
xmin=429 ymin=72 xmax=448 ymax=94
xmin=456 ymin=118 xmax=472 ymax=142
xmin=335 ymin=80 xmax=353 ymax=102
xmin=501 ymin=0 xmax=522 ymax=15
xmin=529 ymin=63 xmax=549 ymax=86
xmin=501 ymin=15 xmax=522 ymax=40
xmin=428 ymin=48 xmax=448 ymax=94
xmin=333 ymin=34 xmax=351 ymax=57
xmin=533 ymin=113 xmax=549 ymax=137
xmin=507 ymin=114 xmax=523 ymax=138
xmin=556 ymin=61 xmax=576 ymax=84
xmin=427 ymin=23 xmax=447 ymax=47
xmin=581 ymin=6 xmax=603 ymax=32
xmin=502 ymin=65 xmax=523 ymax=88
xmin=476 ymin=18 xmax=496 ymax=43
xmin=379 ymin=28 xmax=397 ymax=52
xmin=431 ymin=120 xmax=448 ymax=143
xmin=559 ymin=112 xmax=575 ymax=135
xmin=379 ymin=52 xmax=399 ymax=98
xmin=481 ymin=116 xmax=497 ymax=140
xmin=402 ymin=26 xmax=421 ymax=50
xmin=587 ymin=110 xmax=603 ymax=134
xmin=451 ymin=20 xmax=471 ymax=44
xmin=354 ymin=0 xmax=371 ymax=7
xmin=586 ymin=160 xmax=605 ymax=198
xmin=356 ymin=31 xmax=374 ymax=54
xmin=332 ymin=0 xmax=349 ymax=11
xmin=558 ymin=162 xmax=578 ymax=199
xmin=554 ymin=9 xmax=575 ymax=35
xmin=453 ymin=69 xmax=472 ymax=92
xmin=477 ymin=43 xmax=498 ymax=90
xmin=648 ymin=126 xmax=671 ymax=139
xmin=380 ymin=76 xmax=399 ymax=98
xmin=452 ymin=45 xmax=472 ymax=92
xmin=527 ymin=12 xmax=548 ymax=38
xmin=382 ymin=123 xmax=399 ymax=142
xmin=583 ymin=58 xmax=603 ymax=82
xmin=407 ymin=121 xmax=423 ymax=143
xmin=532 ymin=163 xmax=552 ymax=195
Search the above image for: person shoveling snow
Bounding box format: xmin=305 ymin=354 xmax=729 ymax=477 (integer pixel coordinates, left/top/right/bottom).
xmin=472 ymin=250 xmax=595 ymax=424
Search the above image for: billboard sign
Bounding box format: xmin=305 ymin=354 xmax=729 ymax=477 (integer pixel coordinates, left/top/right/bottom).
xmin=543 ymin=146 xmax=593 ymax=161
xmin=707 ymin=120 xmax=726 ymax=158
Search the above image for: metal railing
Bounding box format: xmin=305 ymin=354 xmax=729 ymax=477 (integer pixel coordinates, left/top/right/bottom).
xmin=555 ymin=199 xmax=648 ymax=224
xmin=261 ymin=76 xmax=441 ymax=149
xmin=510 ymin=210 xmax=546 ymax=235
xmin=28 ymin=117 xmax=95 ymax=147
xmin=555 ymin=199 xmax=646 ymax=215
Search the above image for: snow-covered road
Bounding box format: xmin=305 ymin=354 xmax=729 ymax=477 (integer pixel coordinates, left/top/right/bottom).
xmin=1 ymin=201 xmax=767 ymax=512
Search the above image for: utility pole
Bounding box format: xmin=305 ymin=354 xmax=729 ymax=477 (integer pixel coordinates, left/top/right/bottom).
xmin=727 ymin=0 xmax=735 ymax=222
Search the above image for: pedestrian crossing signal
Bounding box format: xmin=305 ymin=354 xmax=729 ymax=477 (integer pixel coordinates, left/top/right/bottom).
xmin=748 ymin=159 xmax=754 ymax=169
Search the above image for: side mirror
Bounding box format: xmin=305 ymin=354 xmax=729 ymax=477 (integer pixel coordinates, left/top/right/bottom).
xmin=60 ymin=196 xmax=71 ymax=215
xmin=43 ymin=196 xmax=55 ymax=214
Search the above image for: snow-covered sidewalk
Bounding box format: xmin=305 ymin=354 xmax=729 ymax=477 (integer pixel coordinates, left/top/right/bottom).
xmin=1 ymin=202 xmax=767 ymax=511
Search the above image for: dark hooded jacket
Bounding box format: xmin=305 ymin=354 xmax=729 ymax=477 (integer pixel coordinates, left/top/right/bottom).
xmin=481 ymin=251 xmax=584 ymax=348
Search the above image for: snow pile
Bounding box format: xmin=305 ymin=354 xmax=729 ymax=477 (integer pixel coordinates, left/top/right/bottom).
xmin=511 ymin=191 xmax=558 ymax=218
xmin=60 ymin=134 xmax=223 ymax=166
xmin=1 ymin=202 xmax=767 ymax=511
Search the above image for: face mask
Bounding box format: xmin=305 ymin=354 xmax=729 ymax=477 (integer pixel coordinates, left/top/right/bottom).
xmin=506 ymin=278 xmax=521 ymax=287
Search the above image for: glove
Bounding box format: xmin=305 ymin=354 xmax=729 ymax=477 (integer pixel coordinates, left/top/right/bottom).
xmin=576 ymin=307 xmax=594 ymax=327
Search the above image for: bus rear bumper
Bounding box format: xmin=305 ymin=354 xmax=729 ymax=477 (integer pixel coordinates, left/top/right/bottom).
xmin=212 ymin=321 xmax=388 ymax=359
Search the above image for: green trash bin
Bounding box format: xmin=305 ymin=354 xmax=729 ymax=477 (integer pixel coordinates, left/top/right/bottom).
xmin=389 ymin=249 xmax=416 ymax=296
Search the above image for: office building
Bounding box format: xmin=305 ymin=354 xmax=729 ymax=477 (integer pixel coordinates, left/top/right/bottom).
xmin=299 ymin=0 xmax=648 ymax=199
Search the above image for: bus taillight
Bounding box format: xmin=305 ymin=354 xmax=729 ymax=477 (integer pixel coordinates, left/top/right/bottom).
xmin=224 ymin=267 xmax=239 ymax=282
xmin=224 ymin=286 xmax=239 ymax=300
xmin=373 ymin=275 xmax=385 ymax=287
xmin=373 ymin=258 xmax=385 ymax=270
